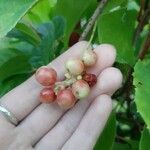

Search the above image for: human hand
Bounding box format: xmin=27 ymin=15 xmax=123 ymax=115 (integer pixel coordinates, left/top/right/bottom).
xmin=0 ymin=41 xmax=122 ymax=150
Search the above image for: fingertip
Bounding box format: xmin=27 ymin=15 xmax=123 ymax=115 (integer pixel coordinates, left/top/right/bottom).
xmin=97 ymin=67 xmax=123 ymax=95
xmin=95 ymin=44 xmax=116 ymax=66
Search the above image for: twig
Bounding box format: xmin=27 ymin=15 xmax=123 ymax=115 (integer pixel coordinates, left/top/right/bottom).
xmin=138 ymin=30 xmax=150 ymax=59
xmin=79 ymin=0 xmax=108 ymax=41
xmin=133 ymin=7 xmax=150 ymax=45
xmin=137 ymin=0 xmax=145 ymax=22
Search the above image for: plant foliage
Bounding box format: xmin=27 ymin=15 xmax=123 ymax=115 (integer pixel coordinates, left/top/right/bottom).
xmin=0 ymin=0 xmax=150 ymax=149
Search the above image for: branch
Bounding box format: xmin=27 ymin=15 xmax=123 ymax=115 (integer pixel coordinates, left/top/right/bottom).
xmin=133 ymin=7 xmax=150 ymax=45
xmin=138 ymin=30 xmax=150 ymax=59
xmin=137 ymin=0 xmax=145 ymax=22
xmin=79 ymin=0 xmax=108 ymax=41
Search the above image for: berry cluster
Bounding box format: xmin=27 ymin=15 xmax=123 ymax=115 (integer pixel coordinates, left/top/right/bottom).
xmin=35 ymin=49 xmax=97 ymax=109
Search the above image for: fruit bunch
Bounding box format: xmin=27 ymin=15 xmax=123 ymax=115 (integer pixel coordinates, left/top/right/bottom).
xmin=35 ymin=48 xmax=97 ymax=109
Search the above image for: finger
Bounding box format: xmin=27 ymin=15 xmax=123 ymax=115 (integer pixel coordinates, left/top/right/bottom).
xmin=0 ymin=41 xmax=90 ymax=122
xmin=0 ymin=114 xmax=15 ymax=139
xmin=35 ymin=67 xmax=122 ymax=150
xmin=62 ymin=94 xmax=112 ymax=150
xmin=18 ymin=44 xmax=116 ymax=145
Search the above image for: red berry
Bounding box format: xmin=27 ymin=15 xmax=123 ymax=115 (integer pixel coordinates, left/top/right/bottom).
xmin=56 ymin=89 xmax=76 ymax=109
xmin=40 ymin=88 xmax=56 ymax=103
xmin=72 ymin=80 xmax=90 ymax=99
xmin=66 ymin=59 xmax=84 ymax=75
xmin=35 ymin=66 xmax=57 ymax=86
xmin=69 ymin=32 xmax=80 ymax=46
xmin=83 ymin=73 xmax=97 ymax=87
xmin=82 ymin=50 xmax=97 ymax=67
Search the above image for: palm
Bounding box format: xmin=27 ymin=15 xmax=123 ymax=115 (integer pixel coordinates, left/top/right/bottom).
xmin=0 ymin=41 xmax=122 ymax=150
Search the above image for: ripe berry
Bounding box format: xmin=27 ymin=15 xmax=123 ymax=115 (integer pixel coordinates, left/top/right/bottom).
xmin=82 ymin=50 xmax=97 ymax=67
xmin=35 ymin=66 xmax=57 ymax=86
xmin=56 ymin=89 xmax=76 ymax=109
xmin=83 ymin=73 xmax=97 ymax=87
xmin=69 ymin=32 xmax=80 ymax=46
xmin=72 ymin=80 xmax=90 ymax=99
xmin=66 ymin=59 xmax=84 ymax=75
xmin=40 ymin=88 xmax=56 ymax=103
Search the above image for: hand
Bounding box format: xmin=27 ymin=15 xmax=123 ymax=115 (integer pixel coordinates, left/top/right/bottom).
xmin=0 ymin=41 xmax=122 ymax=150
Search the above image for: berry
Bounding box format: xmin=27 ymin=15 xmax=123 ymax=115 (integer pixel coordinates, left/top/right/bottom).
xmin=82 ymin=50 xmax=97 ymax=67
xmin=56 ymin=89 xmax=76 ymax=109
xmin=69 ymin=32 xmax=80 ymax=46
xmin=72 ymin=80 xmax=90 ymax=99
xmin=40 ymin=88 xmax=56 ymax=103
xmin=35 ymin=66 xmax=57 ymax=86
xmin=66 ymin=59 xmax=84 ymax=75
xmin=83 ymin=73 xmax=97 ymax=87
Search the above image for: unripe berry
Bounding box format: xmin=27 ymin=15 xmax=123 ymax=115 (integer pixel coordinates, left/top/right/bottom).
xmin=56 ymin=89 xmax=76 ymax=109
xmin=72 ymin=80 xmax=90 ymax=99
xmin=82 ymin=50 xmax=97 ymax=67
xmin=35 ymin=66 xmax=57 ymax=86
xmin=66 ymin=59 xmax=84 ymax=75
xmin=83 ymin=73 xmax=97 ymax=87
xmin=40 ymin=88 xmax=56 ymax=103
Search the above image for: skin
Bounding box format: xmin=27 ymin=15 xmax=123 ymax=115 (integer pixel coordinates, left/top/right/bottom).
xmin=0 ymin=41 xmax=122 ymax=150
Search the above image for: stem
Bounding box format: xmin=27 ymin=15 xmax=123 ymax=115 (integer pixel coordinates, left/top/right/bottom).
xmin=54 ymin=78 xmax=76 ymax=94
xmin=138 ymin=30 xmax=150 ymax=60
xmin=87 ymin=21 xmax=97 ymax=49
xmin=133 ymin=7 xmax=150 ymax=45
xmin=137 ymin=0 xmax=145 ymax=22
xmin=79 ymin=0 xmax=108 ymax=41
xmin=63 ymin=78 xmax=76 ymax=86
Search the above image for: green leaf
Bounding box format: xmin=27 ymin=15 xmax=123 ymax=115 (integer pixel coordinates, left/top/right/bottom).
xmin=0 ymin=0 xmax=38 ymax=37
xmin=0 ymin=48 xmax=32 ymax=82
xmin=52 ymin=16 xmax=66 ymax=40
xmin=7 ymin=22 xmax=41 ymax=46
xmin=102 ymin=0 xmax=127 ymax=14
xmin=53 ymin=0 xmax=94 ymax=45
xmin=94 ymin=112 xmax=116 ymax=150
xmin=24 ymin=0 xmax=57 ymax=26
xmin=0 ymin=74 xmax=30 ymax=97
xmin=31 ymin=16 xmax=66 ymax=67
xmin=140 ymin=127 xmax=150 ymax=150
xmin=98 ymin=8 xmax=137 ymax=66
xmin=133 ymin=60 xmax=150 ymax=127
xmin=112 ymin=142 xmax=131 ymax=150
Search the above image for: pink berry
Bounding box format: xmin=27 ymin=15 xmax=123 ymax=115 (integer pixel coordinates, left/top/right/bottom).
xmin=66 ymin=59 xmax=84 ymax=75
xmin=35 ymin=66 xmax=57 ymax=86
xmin=82 ymin=50 xmax=97 ymax=67
xmin=72 ymin=80 xmax=90 ymax=99
xmin=56 ymin=89 xmax=76 ymax=109
xmin=40 ymin=88 xmax=56 ymax=103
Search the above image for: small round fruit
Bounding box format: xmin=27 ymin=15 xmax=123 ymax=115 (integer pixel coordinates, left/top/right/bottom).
xmin=83 ymin=73 xmax=97 ymax=87
xmin=66 ymin=59 xmax=84 ymax=75
xmin=72 ymin=80 xmax=90 ymax=99
xmin=35 ymin=66 xmax=57 ymax=86
xmin=40 ymin=88 xmax=56 ymax=103
xmin=56 ymin=89 xmax=76 ymax=109
xmin=82 ymin=50 xmax=97 ymax=67
xmin=69 ymin=32 xmax=80 ymax=46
